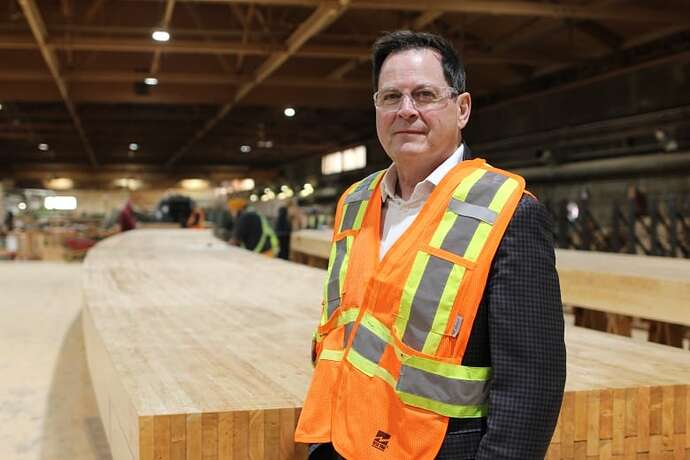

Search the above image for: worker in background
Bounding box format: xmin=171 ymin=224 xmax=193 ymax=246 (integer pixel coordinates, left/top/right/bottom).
xmin=227 ymin=198 xmax=279 ymax=257
xmin=295 ymin=31 xmax=565 ymax=460
xmin=186 ymin=204 xmax=206 ymax=229
xmin=118 ymin=199 xmax=137 ymax=232
xmin=274 ymin=206 xmax=291 ymax=260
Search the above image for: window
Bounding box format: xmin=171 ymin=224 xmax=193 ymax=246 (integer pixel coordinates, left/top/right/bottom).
xmin=322 ymin=145 xmax=366 ymax=175
xmin=44 ymin=196 xmax=77 ymax=210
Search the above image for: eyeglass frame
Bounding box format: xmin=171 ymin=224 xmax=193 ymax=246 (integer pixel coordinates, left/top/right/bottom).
xmin=372 ymin=86 xmax=461 ymax=112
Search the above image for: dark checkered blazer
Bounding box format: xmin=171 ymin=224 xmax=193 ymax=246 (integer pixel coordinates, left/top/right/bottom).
xmin=311 ymin=147 xmax=567 ymax=460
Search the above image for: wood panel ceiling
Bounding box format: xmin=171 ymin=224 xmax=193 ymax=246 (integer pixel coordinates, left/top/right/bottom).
xmin=0 ymin=0 xmax=688 ymax=183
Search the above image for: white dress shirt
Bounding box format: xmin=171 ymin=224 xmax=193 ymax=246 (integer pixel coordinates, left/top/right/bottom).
xmin=379 ymin=144 xmax=465 ymax=259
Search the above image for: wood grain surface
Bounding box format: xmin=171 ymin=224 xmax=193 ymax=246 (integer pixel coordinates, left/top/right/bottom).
xmin=84 ymin=229 xmax=690 ymax=459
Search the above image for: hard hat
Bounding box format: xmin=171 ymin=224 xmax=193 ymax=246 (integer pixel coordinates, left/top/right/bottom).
xmin=227 ymin=198 xmax=248 ymax=212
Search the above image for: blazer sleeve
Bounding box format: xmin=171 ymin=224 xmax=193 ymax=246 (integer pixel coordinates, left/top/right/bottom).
xmin=474 ymin=195 xmax=567 ymax=459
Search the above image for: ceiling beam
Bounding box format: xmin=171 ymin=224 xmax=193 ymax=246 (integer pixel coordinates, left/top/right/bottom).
xmin=570 ymin=19 xmax=624 ymax=51
xmin=0 ymin=69 xmax=371 ymax=89
xmin=150 ymin=0 xmax=177 ymax=74
xmin=178 ymin=0 xmax=686 ymax=23
xmin=165 ymin=0 xmax=351 ymax=167
xmin=0 ymin=36 xmax=566 ymax=66
xmin=17 ymin=0 xmax=98 ymax=167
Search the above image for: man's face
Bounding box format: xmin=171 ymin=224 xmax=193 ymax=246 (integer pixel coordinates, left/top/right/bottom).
xmin=375 ymin=48 xmax=467 ymax=165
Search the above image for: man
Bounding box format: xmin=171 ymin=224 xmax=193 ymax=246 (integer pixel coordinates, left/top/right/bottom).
xmin=118 ymin=199 xmax=136 ymax=232
xmin=295 ymin=31 xmax=565 ymax=459
xmin=228 ymin=198 xmax=280 ymax=257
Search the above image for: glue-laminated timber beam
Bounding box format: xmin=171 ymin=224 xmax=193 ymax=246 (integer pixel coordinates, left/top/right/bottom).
xmin=2 ymin=36 xmax=565 ymax=66
xmin=149 ymin=0 xmax=176 ymax=74
xmin=165 ymin=0 xmax=350 ymax=167
xmin=17 ymin=0 xmax=98 ymax=167
xmin=180 ymin=0 xmax=687 ymax=24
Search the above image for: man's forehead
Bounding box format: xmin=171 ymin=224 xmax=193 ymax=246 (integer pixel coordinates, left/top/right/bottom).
xmin=379 ymin=48 xmax=444 ymax=81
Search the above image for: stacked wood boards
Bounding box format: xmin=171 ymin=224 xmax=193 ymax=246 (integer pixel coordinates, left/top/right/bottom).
xmin=84 ymin=229 xmax=690 ymax=459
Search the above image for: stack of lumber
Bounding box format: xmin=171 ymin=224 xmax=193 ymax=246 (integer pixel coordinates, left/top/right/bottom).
xmin=84 ymin=229 xmax=690 ymax=459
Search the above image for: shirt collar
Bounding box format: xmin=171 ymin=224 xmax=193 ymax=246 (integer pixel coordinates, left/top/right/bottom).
xmin=380 ymin=144 xmax=465 ymax=203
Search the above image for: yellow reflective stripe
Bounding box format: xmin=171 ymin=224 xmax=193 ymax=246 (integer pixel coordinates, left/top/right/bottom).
xmin=398 ymin=392 xmax=488 ymax=418
xmin=402 ymin=354 xmax=491 ymax=380
xmin=463 ymin=221 xmax=492 ymax=262
xmin=361 ymin=312 xmax=392 ymax=343
xmin=488 ymin=177 xmax=519 ymax=213
xmin=429 ymin=211 xmax=457 ymax=249
xmin=352 ymin=199 xmax=368 ymax=230
xmin=395 ymin=251 xmax=430 ymax=337
xmin=452 ymin=168 xmax=486 ymax=200
xmin=319 ymin=349 xmax=344 ymax=362
xmin=421 ymin=264 xmax=466 ymax=354
xmin=338 ymin=308 xmax=360 ymax=327
xmin=346 ymin=348 xmax=398 ymax=387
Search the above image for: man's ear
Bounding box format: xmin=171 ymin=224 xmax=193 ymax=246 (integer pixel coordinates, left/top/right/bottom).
xmin=456 ymin=92 xmax=472 ymax=131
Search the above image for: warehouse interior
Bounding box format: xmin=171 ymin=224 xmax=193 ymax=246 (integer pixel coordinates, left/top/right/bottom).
xmin=1 ymin=1 xmax=689 ymax=459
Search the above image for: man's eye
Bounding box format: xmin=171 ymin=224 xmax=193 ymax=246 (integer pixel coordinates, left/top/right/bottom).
xmin=382 ymin=92 xmax=401 ymax=102
xmin=414 ymin=90 xmax=437 ymax=101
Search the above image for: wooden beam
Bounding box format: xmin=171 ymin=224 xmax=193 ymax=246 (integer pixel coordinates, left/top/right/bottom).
xmin=180 ymin=0 xmax=687 ymax=23
xmin=182 ymin=2 xmax=234 ymax=73
xmin=165 ymin=0 xmax=351 ymax=167
xmin=82 ymin=0 xmax=106 ymax=24
xmin=149 ymin=0 xmax=177 ymax=74
xmin=17 ymin=0 xmax=98 ymax=167
xmin=570 ymin=19 xmax=623 ymax=51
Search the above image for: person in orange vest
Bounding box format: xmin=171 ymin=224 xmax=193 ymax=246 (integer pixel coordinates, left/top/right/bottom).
xmin=227 ymin=198 xmax=279 ymax=257
xmin=295 ymin=31 xmax=566 ymax=459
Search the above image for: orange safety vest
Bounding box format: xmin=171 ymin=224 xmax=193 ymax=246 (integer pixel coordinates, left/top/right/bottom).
xmin=295 ymin=158 xmax=525 ymax=459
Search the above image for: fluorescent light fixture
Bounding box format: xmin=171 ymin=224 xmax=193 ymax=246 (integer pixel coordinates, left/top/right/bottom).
xmin=46 ymin=177 xmax=74 ymax=190
xmin=144 ymin=77 xmax=159 ymax=86
xmin=240 ymin=145 xmax=252 ymax=153
xmin=44 ymin=196 xmax=77 ymax=210
xmin=129 ymin=143 xmax=139 ymax=151
xmin=152 ymin=30 xmax=170 ymax=42
xmin=114 ymin=178 xmax=142 ymax=190
xmin=230 ymin=178 xmax=255 ymax=191
xmin=38 ymin=143 xmax=49 ymax=151
xmin=284 ymin=107 xmax=296 ymax=117
xmin=180 ymin=178 xmax=209 ymax=190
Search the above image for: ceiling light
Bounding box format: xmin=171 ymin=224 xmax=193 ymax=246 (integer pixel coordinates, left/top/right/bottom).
xmin=38 ymin=143 xmax=49 ymax=151
xmin=46 ymin=177 xmax=74 ymax=190
xmin=152 ymin=29 xmax=171 ymax=42
xmin=284 ymin=107 xmax=296 ymax=117
xmin=240 ymin=145 xmax=252 ymax=153
xmin=44 ymin=196 xmax=77 ymax=210
xmin=180 ymin=178 xmax=209 ymax=190
xmin=0 ymin=103 xmax=3 ymax=111
xmin=250 ymin=194 xmax=258 ymax=202
xmin=18 ymin=202 xmax=26 ymax=210
xmin=129 ymin=143 xmax=139 ymax=151
xmin=144 ymin=77 xmax=159 ymax=86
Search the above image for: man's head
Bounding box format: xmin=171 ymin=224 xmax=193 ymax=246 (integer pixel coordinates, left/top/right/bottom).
xmin=372 ymin=31 xmax=471 ymax=168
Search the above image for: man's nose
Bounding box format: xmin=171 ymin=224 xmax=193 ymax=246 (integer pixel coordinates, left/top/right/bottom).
xmin=397 ymin=94 xmax=419 ymax=119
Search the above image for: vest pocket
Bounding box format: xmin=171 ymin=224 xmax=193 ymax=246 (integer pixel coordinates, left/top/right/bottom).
xmin=395 ymin=249 xmax=470 ymax=357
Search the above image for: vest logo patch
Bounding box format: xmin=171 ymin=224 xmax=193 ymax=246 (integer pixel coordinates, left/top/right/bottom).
xmin=372 ymin=430 xmax=391 ymax=451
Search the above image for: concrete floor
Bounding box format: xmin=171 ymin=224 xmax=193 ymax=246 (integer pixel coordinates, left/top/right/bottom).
xmin=0 ymin=261 xmax=110 ymax=460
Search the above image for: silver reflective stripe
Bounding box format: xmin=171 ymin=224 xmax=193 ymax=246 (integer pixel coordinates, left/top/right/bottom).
xmin=440 ymin=215 xmax=480 ymax=256
xmin=351 ymin=325 xmax=387 ymax=364
xmin=465 ymin=172 xmax=508 ymax=207
xmin=343 ymin=321 xmax=355 ymax=348
xmin=449 ymin=199 xmax=497 ymax=225
xmin=345 ymin=188 xmax=373 ymax=204
xmin=402 ymin=255 xmax=455 ymax=351
xmin=340 ymin=202 xmax=362 ymax=231
xmin=397 ymin=365 xmax=490 ymax=406
xmin=326 ymin=238 xmax=348 ymax=317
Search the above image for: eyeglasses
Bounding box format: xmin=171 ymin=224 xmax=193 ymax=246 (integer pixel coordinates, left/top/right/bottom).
xmin=373 ymin=86 xmax=459 ymax=112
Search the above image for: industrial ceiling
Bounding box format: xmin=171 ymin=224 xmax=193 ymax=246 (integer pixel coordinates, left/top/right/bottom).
xmin=0 ymin=0 xmax=689 ymax=187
